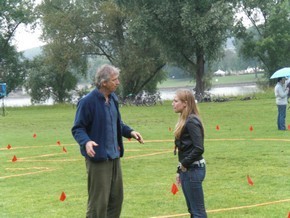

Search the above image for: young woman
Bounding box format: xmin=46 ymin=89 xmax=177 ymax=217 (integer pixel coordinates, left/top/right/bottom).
xmin=172 ymin=89 xmax=207 ymax=218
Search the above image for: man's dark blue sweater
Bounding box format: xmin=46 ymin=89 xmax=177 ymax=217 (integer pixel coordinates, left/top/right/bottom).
xmin=71 ymin=88 xmax=133 ymax=162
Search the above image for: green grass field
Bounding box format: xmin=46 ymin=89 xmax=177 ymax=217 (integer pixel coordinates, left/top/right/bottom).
xmin=1 ymin=91 xmax=290 ymax=218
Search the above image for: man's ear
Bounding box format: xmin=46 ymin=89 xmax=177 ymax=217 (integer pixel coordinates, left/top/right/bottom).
xmin=101 ymin=81 xmax=107 ymax=87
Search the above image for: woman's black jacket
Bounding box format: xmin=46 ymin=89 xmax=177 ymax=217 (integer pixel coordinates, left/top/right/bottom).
xmin=175 ymin=115 xmax=204 ymax=168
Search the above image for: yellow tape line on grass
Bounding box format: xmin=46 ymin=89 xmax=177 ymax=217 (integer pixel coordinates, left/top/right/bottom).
xmin=125 ymin=150 xmax=172 ymax=159
xmin=151 ymin=198 xmax=290 ymax=217
xmin=0 ymin=167 xmax=55 ymax=179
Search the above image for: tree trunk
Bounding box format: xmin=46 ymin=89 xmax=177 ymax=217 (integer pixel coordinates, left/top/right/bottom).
xmin=195 ymin=49 xmax=205 ymax=97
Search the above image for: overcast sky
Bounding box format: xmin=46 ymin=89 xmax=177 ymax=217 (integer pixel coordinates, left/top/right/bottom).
xmin=12 ymin=0 xmax=44 ymax=51
xmin=13 ymin=23 xmax=44 ymax=51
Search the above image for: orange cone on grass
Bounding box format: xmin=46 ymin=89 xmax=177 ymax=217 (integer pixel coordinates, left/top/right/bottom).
xmin=247 ymin=175 xmax=254 ymax=186
xmin=12 ymin=155 xmax=17 ymax=162
xmin=62 ymin=146 xmax=67 ymax=153
xmin=171 ymin=183 xmax=178 ymax=195
xmin=60 ymin=192 xmax=66 ymax=201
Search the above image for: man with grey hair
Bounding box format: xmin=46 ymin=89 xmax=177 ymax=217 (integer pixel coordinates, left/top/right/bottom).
xmin=72 ymin=64 xmax=144 ymax=217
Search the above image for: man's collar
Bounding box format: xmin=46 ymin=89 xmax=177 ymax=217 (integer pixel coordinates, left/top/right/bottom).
xmin=94 ymin=88 xmax=114 ymax=100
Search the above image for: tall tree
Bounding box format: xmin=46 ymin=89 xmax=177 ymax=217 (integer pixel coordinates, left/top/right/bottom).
xmin=25 ymin=56 xmax=52 ymax=103
xmin=33 ymin=0 xmax=87 ymax=103
xmin=235 ymin=0 xmax=290 ymax=82
xmin=94 ymin=0 xmax=167 ymax=95
xmin=0 ymin=0 xmax=36 ymax=94
xmin=37 ymin=0 xmax=167 ymax=98
xmin=124 ymin=0 xmax=235 ymax=95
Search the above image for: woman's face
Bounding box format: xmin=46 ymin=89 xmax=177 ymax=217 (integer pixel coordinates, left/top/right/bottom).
xmin=172 ymin=95 xmax=186 ymax=113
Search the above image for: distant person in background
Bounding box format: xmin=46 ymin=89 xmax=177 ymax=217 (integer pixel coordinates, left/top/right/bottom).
xmin=172 ymin=89 xmax=207 ymax=218
xmin=274 ymin=77 xmax=289 ymax=130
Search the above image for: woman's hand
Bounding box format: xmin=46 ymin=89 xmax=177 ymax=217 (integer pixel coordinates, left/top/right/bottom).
xmin=176 ymin=173 xmax=181 ymax=186
xmin=180 ymin=165 xmax=187 ymax=172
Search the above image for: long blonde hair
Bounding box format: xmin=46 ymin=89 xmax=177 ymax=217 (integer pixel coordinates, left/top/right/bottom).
xmin=174 ymin=89 xmax=203 ymax=139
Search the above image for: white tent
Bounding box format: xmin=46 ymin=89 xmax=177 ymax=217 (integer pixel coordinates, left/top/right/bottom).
xmin=214 ymin=70 xmax=226 ymax=76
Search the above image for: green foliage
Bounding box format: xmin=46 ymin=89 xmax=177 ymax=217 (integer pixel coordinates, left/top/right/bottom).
xmin=26 ymin=53 xmax=81 ymax=103
xmin=25 ymin=56 xmax=52 ymax=103
xmin=235 ymin=0 xmax=290 ymax=84
xmin=0 ymin=40 xmax=26 ymax=93
xmin=27 ymin=0 xmax=88 ymax=103
xmin=124 ymin=0 xmax=235 ymax=95
xmin=210 ymin=46 xmax=261 ymax=72
xmin=36 ymin=0 xmax=236 ymax=97
xmin=43 ymin=44 xmax=86 ymax=103
xmin=36 ymin=0 xmax=167 ymax=97
xmin=0 ymin=0 xmax=36 ymax=94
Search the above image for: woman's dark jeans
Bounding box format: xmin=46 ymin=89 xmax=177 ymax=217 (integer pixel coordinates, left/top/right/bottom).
xmin=180 ymin=165 xmax=207 ymax=218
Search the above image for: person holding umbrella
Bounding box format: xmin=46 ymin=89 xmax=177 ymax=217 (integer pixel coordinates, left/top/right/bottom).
xmin=274 ymin=77 xmax=289 ymax=130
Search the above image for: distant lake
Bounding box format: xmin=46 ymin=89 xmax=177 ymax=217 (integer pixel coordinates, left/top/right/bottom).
xmin=160 ymin=84 xmax=261 ymax=100
xmin=2 ymin=96 xmax=53 ymax=107
xmin=2 ymin=84 xmax=261 ymax=107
